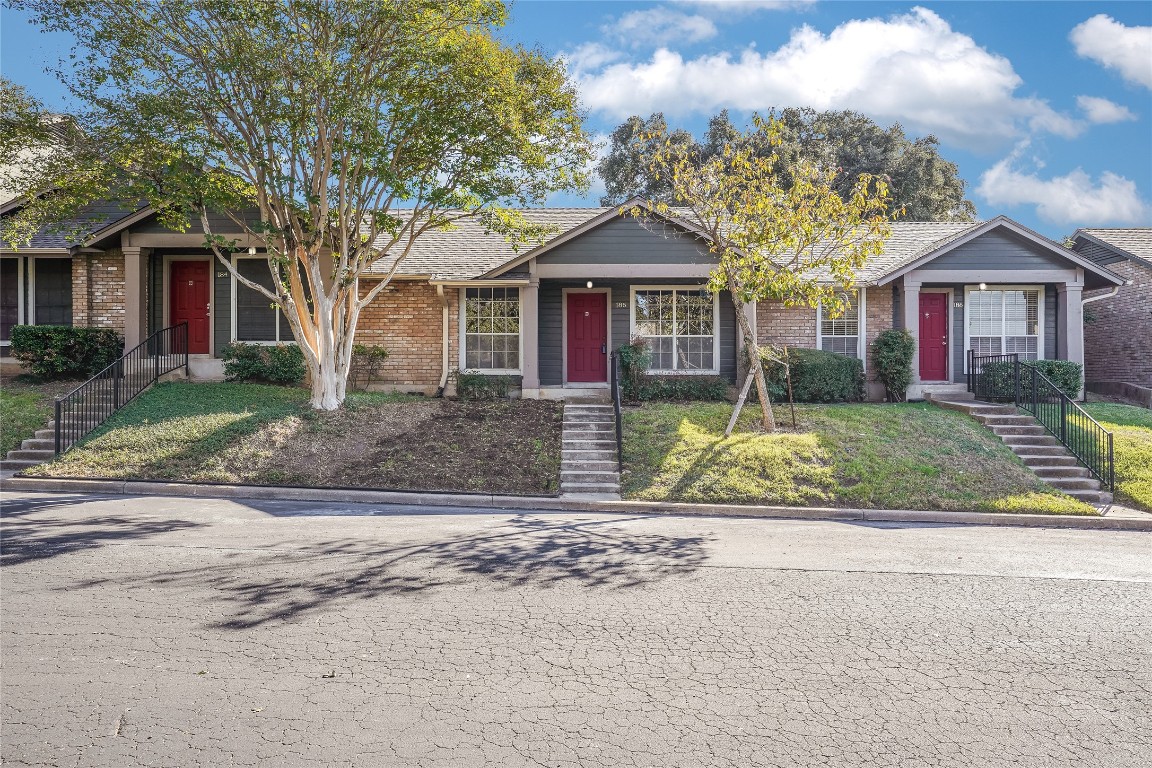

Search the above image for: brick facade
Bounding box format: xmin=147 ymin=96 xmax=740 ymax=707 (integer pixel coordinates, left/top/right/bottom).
xmin=755 ymin=300 xmax=816 ymax=348
xmin=1083 ymin=260 xmax=1152 ymax=386
xmin=755 ymin=288 xmax=897 ymax=401
xmin=355 ymin=279 xmax=459 ymax=393
xmin=71 ymin=250 xmax=125 ymax=332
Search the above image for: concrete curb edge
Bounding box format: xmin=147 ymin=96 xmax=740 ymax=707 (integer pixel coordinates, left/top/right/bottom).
xmin=4 ymin=476 xmax=1151 ymax=531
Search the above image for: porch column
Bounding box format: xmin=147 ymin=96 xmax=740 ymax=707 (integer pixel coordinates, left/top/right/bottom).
xmin=1057 ymin=284 xmax=1084 ymax=392
xmin=122 ymin=246 xmax=149 ymax=350
xmin=903 ymin=277 xmax=922 ymax=384
xmin=521 ymin=276 xmax=540 ymax=397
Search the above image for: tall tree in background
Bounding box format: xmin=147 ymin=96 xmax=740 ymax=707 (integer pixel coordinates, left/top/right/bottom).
xmin=2 ymin=0 xmax=593 ymax=409
xmin=630 ymin=117 xmax=894 ymax=432
xmin=603 ymin=108 xmax=975 ymax=222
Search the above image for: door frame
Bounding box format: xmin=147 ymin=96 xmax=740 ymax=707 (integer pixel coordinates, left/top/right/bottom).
xmin=561 ymin=287 xmax=611 ymax=386
xmin=918 ymin=287 xmax=953 ymax=383
xmin=164 ymin=255 xmax=214 ymax=356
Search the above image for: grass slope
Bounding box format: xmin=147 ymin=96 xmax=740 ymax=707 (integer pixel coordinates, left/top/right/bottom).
xmin=1083 ymin=402 xmax=1152 ymax=511
xmin=622 ymin=402 xmax=1095 ymax=515
xmin=0 ymin=378 xmax=84 ymax=455
xmin=28 ymin=381 xmax=564 ymax=495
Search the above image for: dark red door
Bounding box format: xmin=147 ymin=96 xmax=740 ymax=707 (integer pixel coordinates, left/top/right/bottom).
xmin=918 ymin=292 xmax=949 ymax=381
xmin=170 ymin=261 xmax=211 ymax=354
xmin=567 ymin=292 xmax=607 ymax=383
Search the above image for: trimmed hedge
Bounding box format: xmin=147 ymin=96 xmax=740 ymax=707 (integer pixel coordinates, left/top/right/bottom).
xmin=221 ymin=342 xmax=306 ymax=385
xmin=871 ymin=329 xmax=915 ymax=402
xmin=616 ymin=340 xmax=729 ymax=402
xmin=10 ymin=325 xmax=123 ymax=380
xmin=452 ymin=369 xmax=516 ymax=399
xmin=980 ymin=359 xmax=1084 ymax=400
xmin=761 ymin=347 xmax=865 ymax=403
xmin=1031 ymin=360 xmax=1083 ymax=399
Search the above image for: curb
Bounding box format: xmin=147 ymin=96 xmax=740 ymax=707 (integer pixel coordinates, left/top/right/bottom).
xmin=4 ymin=476 xmax=1152 ymax=531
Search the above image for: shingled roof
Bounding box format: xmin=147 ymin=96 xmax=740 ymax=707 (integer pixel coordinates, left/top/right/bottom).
xmin=1075 ymin=228 xmax=1152 ymax=267
xmin=1 ymin=199 xmax=146 ymax=251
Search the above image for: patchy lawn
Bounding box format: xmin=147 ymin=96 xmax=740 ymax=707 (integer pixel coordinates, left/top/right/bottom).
xmin=622 ymin=401 xmax=1096 ymax=515
xmin=0 ymin=376 xmax=85 ymax=456
xmin=26 ymin=382 xmax=564 ymax=495
xmin=1083 ymin=401 xmax=1152 ymax=511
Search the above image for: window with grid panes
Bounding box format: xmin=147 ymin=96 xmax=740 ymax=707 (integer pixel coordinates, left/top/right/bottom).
xmin=968 ymin=288 xmax=1040 ymax=359
xmin=464 ymin=287 xmax=520 ymax=370
xmin=633 ymin=288 xmax=716 ymax=371
xmin=818 ymin=292 xmax=859 ymax=357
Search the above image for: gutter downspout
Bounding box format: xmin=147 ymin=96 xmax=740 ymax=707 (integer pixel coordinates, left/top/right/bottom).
xmin=1080 ymin=284 xmax=1122 ymax=307
xmin=436 ymin=284 xmax=450 ymax=397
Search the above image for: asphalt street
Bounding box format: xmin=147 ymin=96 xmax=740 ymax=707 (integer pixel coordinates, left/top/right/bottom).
xmin=1 ymin=489 xmax=1150 ymax=767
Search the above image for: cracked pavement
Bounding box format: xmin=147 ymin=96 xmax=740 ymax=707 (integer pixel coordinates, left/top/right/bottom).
xmin=1 ymin=490 xmax=1150 ymax=767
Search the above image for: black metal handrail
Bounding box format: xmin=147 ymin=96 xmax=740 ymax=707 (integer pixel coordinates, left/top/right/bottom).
xmin=54 ymin=323 xmax=189 ymax=455
xmin=967 ymin=350 xmax=1114 ymax=491
xmin=609 ymin=351 xmax=624 ymax=471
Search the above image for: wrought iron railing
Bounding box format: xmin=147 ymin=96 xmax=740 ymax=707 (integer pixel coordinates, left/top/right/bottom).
xmin=967 ymin=351 xmax=1113 ymax=491
xmin=609 ymin=350 xmax=624 ymax=471
xmin=54 ymin=323 xmax=189 ymax=455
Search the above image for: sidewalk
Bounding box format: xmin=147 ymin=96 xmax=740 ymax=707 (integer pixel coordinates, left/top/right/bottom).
xmin=4 ymin=475 xmax=1151 ymax=531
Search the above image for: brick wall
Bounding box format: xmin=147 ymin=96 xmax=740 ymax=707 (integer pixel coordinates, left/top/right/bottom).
xmin=355 ymin=279 xmax=451 ymax=392
xmin=70 ymin=254 xmax=90 ymax=326
xmin=1083 ymin=261 xmax=1152 ymax=386
xmin=70 ymin=250 xmax=125 ymax=332
xmin=755 ymin=300 xmax=816 ymax=348
xmin=863 ymin=285 xmax=894 ymax=393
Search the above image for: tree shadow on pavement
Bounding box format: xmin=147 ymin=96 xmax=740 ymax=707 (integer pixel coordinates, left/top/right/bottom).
xmin=66 ymin=514 xmax=710 ymax=629
xmin=0 ymin=493 xmax=203 ymax=567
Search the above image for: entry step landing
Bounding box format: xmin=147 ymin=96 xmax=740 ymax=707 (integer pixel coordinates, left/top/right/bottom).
xmin=560 ymin=403 xmax=620 ymax=500
xmin=928 ymin=396 xmax=1112 ymax=506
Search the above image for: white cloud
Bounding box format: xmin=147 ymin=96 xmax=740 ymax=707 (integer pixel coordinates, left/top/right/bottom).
xmin=1070 ymin=15 xmax=1152 ymax=89
xmin=978 ymin=148 xmax=1149 ymax=226
xmin=608 ymin=9 xmax=717 ymax=48
xmin=569 ymin=7 xmax=1081 ymax=150
xmin=562 ymin=42 xmax=624 ymax=72
xmin=1076 ymin=95 xmax=1138 ymax=124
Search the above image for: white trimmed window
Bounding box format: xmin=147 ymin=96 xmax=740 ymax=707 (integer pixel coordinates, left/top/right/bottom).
xmin=966 ymin=287 xmax=1042 ymax=360
xmin=631 ymin=287 xmax=718 ymax=373
xmin=817 ymin=291 xmax=863 ymax=358
xmin=462 ymin=287 xmax=521 ymax=372
xmin=231 ymin=255 xmax=291 ymax=343
xmin=1 ymin=256 xmax=73 ymax=346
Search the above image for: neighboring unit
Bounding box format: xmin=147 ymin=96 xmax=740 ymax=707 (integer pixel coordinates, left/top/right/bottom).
xmin=1 ymin=197 xmax=1127 ymax=401
xmin=1070 ymin=228 xmax=1152 ymax=401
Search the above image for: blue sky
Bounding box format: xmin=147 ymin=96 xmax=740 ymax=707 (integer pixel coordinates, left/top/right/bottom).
xmin=3 ymin=1 xmax=1150 ymax=238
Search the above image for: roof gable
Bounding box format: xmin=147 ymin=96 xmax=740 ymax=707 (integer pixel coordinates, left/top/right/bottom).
xmin=1072 ymin=229 xmax=1152 ymax=270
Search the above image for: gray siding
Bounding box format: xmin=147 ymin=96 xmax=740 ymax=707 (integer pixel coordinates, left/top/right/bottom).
xmin=1073 ymin=240 xmax=1126 ymax=266
xmin=537 ymin=217 xmax=715 ymax=266
xmin=149 ymin=252 xmax=163 ymax=335
xmin=919 ymin=283 xmax=1061 ymax=383
xmin=538 ymin=279 xmax=736 ymax=385
xmin=214 ymin=267 xmax=232 ymax=356
xmin=133 ymin=208 xmax=260 ymax=234
xmin=919 ymin=230 xmax=1070 ymax=271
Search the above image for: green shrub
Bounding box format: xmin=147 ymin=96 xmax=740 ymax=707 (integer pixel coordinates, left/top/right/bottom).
xmin=635 ymin=375 xmax=729 ymax=402
xmin=871 ymin=329 xmax=915 ymax=402
xmin=1031 ymin=360 xmax=1083 ymax=399
xmin=761 ymin=346 xmax=864 ymax=403
xmin=615 ymin=337 xmax=651 ymax=400
xmin=221 ymin=342 xmax=305 ymax=385
xmin=452 ymin=369 xmax=515 ymax=399
xmin=978 ymin=359 xmax=1083 ymax=401
xmin=10 ymin=325 xmax=123 ymax=380
xmin=348 ymin=344 xmax=390 ymax=391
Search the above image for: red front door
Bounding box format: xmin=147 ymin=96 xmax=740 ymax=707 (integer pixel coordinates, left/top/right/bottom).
xmin=567 ymin=292 xmax=607 ymax=383
xmin=918 ymin=292 xmax=949 ymax=381
xmin=170 ymin=261 xmax=211 ymax=354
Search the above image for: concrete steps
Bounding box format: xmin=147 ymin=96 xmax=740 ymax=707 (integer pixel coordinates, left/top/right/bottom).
xmin=560 ymin=403 xmax=620 ymax=499
xmin=1 ymin=420 xmax=57 ymax=473
xmin=928 ymin=396 xmax=1112 ymax=505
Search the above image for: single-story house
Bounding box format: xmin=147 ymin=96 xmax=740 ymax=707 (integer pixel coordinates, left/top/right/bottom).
xmin=1070 ymin=228 xmax=1152 ymax=390
xmin=1 ymin=197 xmax=1128 ymax=400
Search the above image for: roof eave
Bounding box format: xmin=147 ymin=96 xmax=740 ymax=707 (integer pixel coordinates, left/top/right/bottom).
xmin=1071 ymin=230 xmax=1152 ymax=271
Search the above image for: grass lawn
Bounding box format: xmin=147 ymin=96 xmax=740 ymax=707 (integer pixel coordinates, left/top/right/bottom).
xmin=0 ymin=377 xmax=85 ymax=456
xmin=27 ymin=381 xmax=564 ymax=495
xmin=622 ymin=401 xmax=1096 ymax=515
xmin=1083 ymin=401 xmax=1152 ymax=511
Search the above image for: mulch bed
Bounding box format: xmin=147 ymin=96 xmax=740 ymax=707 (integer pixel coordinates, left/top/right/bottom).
xmin=233 ymin=398 xmax=564 ymax=496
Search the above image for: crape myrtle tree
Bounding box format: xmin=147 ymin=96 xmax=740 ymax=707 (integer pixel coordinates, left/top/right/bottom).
xmin=604 ymin=108 xmax=975 ymax=222
xmin=629 ymin=116 xmax=894 ymax=432
xmin=1 ymin=0 xmax=594 ymax=409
